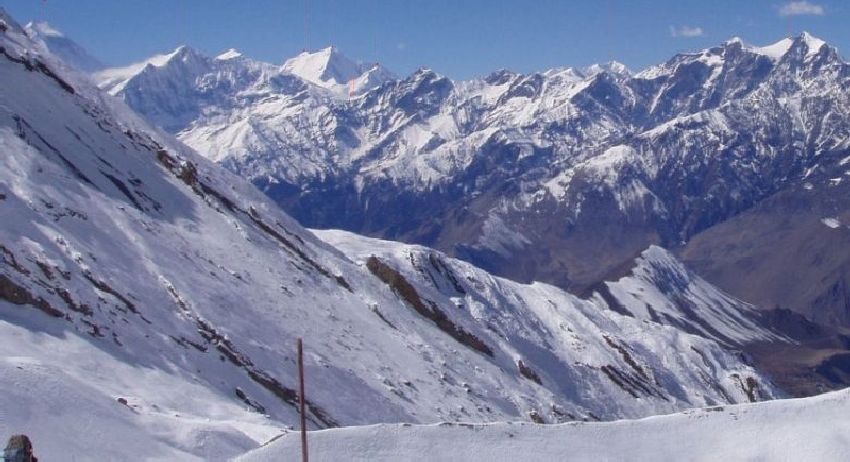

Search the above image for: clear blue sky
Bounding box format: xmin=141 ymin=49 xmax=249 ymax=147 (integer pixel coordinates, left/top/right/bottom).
xmin=1 ymin=0 xmax=846 ymax=79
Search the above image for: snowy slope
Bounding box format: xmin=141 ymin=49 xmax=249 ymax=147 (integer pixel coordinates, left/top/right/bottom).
xmin=0 ymin=10 xmax=790 ymax=460
xmin=602 ymin=246 xmax=782 ymax=346
xmin=24 ymin=21 xmax=104 ymax=72
xmin=0 ymin=316 xmax=280 ymax=461
xmin=241 ymin=386 xmax=850 ymax=462
xmin=316 ymin=230 xmax=780 ymax=413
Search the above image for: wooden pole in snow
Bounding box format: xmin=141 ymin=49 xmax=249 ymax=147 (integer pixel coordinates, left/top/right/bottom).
xmin=298 ymin=337 xmax=309 ymax=462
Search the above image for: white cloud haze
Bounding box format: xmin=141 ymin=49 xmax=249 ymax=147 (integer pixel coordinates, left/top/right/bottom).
xmin=670 ymin=25 xmax=705 ymax=38
xmin=779 ymin=1 xmax=825 ymax=16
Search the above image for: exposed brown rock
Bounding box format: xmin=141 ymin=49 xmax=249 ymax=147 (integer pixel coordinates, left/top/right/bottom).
xmin=366 ymin=256 xmax=494 ymax=357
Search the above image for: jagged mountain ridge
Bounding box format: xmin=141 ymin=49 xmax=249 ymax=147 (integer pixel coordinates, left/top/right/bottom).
xmin=24 ymin=21 xmax=105 ymax=73
xmin=97 ymin=30 xmax=850 ymax=304
xmin=0 ymin=9 xmax=784 ymax=459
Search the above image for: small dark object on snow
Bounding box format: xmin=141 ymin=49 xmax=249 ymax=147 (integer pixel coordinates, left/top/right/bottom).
xmin=4 ymin=434 xmax=38 ymax=462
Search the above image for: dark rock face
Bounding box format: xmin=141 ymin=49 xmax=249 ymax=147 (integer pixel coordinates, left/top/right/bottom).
xmin=680 ymin=162 xmax=850 ymax=327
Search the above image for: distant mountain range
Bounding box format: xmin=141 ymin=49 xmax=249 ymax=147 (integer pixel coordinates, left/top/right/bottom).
xmin=90 ymin=27 xmax=850 ymax=334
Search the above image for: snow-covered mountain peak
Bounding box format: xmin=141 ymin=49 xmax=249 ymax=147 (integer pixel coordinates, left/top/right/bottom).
xmin=216 ymin=47 xmax=243 ymax=60
xmin=281 ymin=45 xmax=394 ymax=95
xmin=283 ymin=45 xmax=362 ymax=84
xmin=24 ymin=21 xmax=63 ymax=38
xmin=543 ymin=66 xmax=583 ymax=77
xmin=749 ymin=37 xmax=794 ymax=60
xmin=747 ymin=32 xmax=830 ymax=61
xmin=583 ymin=60 xmax=632 ymax=77
xmin=94 ymin=45 xmax=203 ymax=94
xmin=158 ymin=45 xmax=206 ymax=66
xmin=483 ymin=68 xmax=518 ymax=85
xmin=21 ymin=19 xmax=105 ymax=73
xmin=799 ymin=31 xmax=826 ymax=53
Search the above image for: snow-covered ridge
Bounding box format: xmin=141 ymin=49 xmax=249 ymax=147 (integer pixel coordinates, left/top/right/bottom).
xmin=97 ymin=27 xmax=847 ymax=198
xmin=216 ymin=48 xmax=243 ymax=61
xmin=24 ymin=20 xmax=105 ymax=73
xmin=747 ymin=31 xmax=825 ymax=60
xmin=602 ymin=246 xmax=784 ymax=345
xmin=94 ymin=45 xmax=205 ymax=94
xmin=25 ymin=21 xmax=63 ymax=38
xmin=282 ymin=45 xmax=396 ymax=94
xmin=241 ymin=387 xmax=850 ymax=461
xmin=317 ymin=230 xmax=780 ymax=411
xmin=96 ymin=43 xmax=396 ymax=100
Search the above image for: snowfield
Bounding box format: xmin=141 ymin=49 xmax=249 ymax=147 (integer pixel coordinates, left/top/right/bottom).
xmin=241 ymin=387 xmax=850 ymax=461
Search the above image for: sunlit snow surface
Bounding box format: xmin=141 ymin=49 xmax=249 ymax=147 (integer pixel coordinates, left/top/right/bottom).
xmin=241 ymin=388 xmax=850 ymax=462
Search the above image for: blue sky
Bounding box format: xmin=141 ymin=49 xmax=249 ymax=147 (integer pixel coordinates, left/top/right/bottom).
xmin=1 ymin=0 xmax=846 ymax=79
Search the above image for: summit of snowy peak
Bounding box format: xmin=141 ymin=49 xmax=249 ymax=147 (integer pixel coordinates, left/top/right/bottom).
xmin=637 ymin=245 xmax=690 ymax=272
xmin=748 ymin=32 xmax=828 ymax=61
xmin=352 ymin=62 xmax=397 ymax=92
xmin=25 ymin=21 xmax=63 ymax=38
xmin=215 ymin=48 xmax=243 ymax=60
xmin=799 ymin=31 xmax=825 ymax=46
xmin=94 ymin=45 xmax=207 ymax=94
xmin=411 ymin=66 xmax=443 ymax=80
xmin=542 ymin=66 xmax=585 ymax=83
xmin=483 ymin=68 xmax=518 ymax=85
xmin=797 ymin=31 xmax=827 ymax=56
xmin=283 ymin=45 xmax=362 ymax=85
xmin=167 ymin=44 xmax=203 ymax=62
xmin=582 ymin=61 xmax=632 ymax=77
xmin=282 ymin=45 xmax=394 ymax=95
xmin=22 ymin=20 xmax=106 ymax=72
xmin=749 ymin=37 xmax=795 ymax=60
